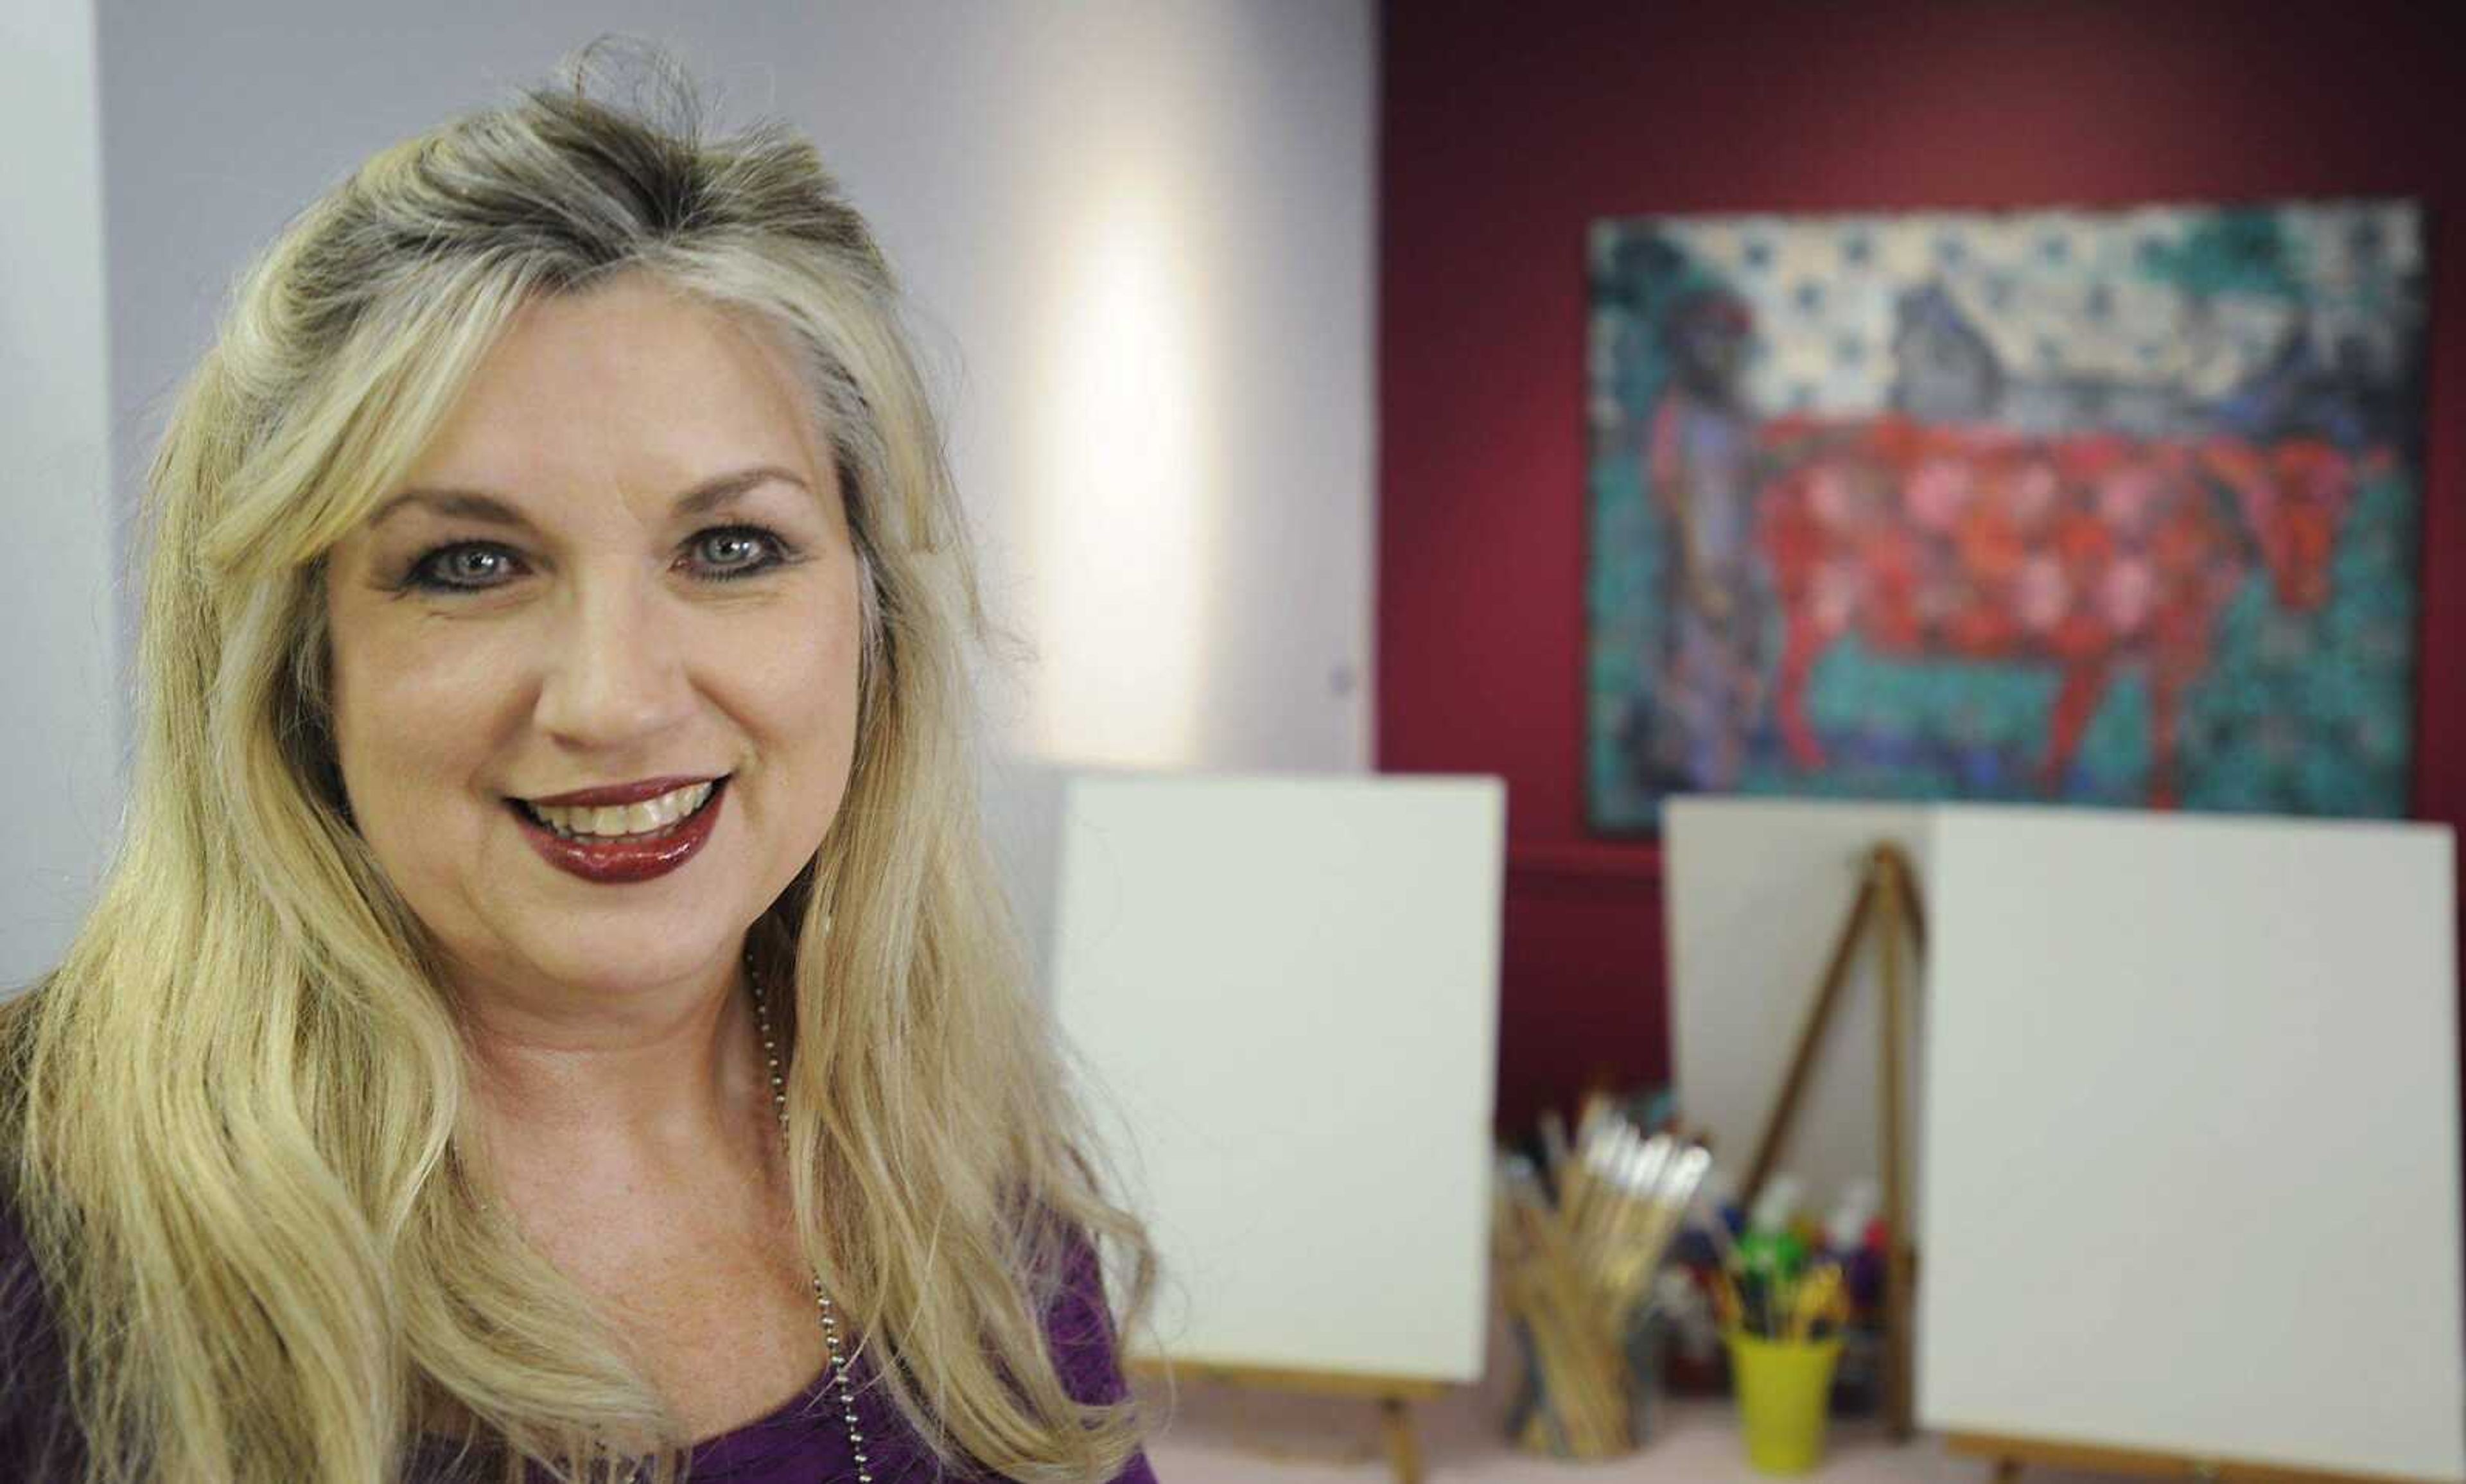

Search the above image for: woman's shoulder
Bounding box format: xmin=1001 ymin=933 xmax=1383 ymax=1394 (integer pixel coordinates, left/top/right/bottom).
xmin=1035 ymin=1221 xmax=1159 ymax=1484
xmin=0 ymin=1168 xmax=84 ymax=1476
xmin=0 ymin=1169 xmax=48 ymax=1348
xmin=0 ymin=998 xmax=85 ymax=1471
xmin=1037 ymin=1218 xmax=1131 ymax=1406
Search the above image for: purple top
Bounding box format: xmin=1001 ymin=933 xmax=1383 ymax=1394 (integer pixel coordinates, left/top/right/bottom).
xmin=0 ymin=1192 xmax=1156 ymax=1483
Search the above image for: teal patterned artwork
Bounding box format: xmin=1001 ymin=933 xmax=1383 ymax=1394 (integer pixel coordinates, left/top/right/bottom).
xmin=1586 ymin=202 xmax=2426 ymax=833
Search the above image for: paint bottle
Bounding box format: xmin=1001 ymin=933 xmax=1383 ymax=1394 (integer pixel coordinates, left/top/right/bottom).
xmin=1736 ymin=1174 xmax=1808 ymax=1332
xmin=1747 ymin=1174 xmax=1803 ymax=1242
xmin=1673 ymin=1166 xmax=1736 ymax=1271
xmin=1845 ymin=1218 xmax=1889 ymax=1314
xmin=1822 ymin=1183 xmax=1882 ymax=1417
xmin=1823 ymin=1182 xmax=1878 ymax=1273
xmin=1711 ymin=1166 xmax=1747 ymax=1241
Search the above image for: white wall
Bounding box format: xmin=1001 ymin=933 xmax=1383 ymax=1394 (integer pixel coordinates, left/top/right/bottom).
xmin=0 ymin=0 xmax=119 ymax=990
xmin=2 ymin=2 xmax=1376 ymax=979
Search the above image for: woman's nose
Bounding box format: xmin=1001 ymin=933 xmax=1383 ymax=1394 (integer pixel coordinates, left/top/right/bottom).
xmin=532 ymin=574 xmax=695 ymax=749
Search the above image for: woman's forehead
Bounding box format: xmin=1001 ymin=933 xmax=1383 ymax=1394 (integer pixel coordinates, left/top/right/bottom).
xmin=383 ymin=277 xmax=828 ymax=518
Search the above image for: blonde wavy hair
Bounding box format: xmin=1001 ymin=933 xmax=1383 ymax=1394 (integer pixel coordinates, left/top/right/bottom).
xmin=0 ymin=41 xmax=1156 ymax=1484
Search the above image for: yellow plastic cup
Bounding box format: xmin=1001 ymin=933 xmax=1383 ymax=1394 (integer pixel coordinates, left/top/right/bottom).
xmin=1726 ymin=1331 xmax=1844 ymax=1475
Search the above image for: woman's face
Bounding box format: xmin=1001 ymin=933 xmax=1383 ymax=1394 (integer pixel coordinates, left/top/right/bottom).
xmin=322 ymin=274 xmax=862 ymax=1006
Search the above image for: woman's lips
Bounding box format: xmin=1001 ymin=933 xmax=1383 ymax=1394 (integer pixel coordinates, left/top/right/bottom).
xmin=509 ymin=778 xmax=726 ymax=884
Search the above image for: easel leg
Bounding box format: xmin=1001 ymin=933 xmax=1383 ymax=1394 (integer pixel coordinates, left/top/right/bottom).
xmin=1378 ymin=1396 xmax=1423 ymax=1484
xmin=1744 ymin=877 xmax=1880 ymax=1195
xmin=1740 ymin=843 xmax=1928 ymax=1445
xmin=1876 ymin=851 xmax=1914 ymax=1442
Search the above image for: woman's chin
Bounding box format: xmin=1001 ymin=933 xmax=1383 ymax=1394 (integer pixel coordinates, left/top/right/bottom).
xmin=503 ymin=936 xmax=743 ymax=1002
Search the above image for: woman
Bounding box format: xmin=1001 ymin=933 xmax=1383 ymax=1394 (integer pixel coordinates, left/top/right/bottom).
xmin=0 ymin=44 xmax=1158 ymax=1484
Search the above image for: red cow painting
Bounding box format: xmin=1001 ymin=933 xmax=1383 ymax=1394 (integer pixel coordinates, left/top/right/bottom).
xmin=1588 ymin=204 xmax=2424 ymax=832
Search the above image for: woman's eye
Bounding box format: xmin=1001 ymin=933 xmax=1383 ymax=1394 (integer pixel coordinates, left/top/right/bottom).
xmin=399 ymin=527 xmax=791 ymax=595
xmin=407 ymin=543 xmax=523 ymax=592
xmin=685 ymin=525 xmax=789 ymax=580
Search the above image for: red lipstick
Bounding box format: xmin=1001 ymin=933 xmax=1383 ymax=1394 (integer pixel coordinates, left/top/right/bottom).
xmin=509 ymin=778 xmax=726 ymax=885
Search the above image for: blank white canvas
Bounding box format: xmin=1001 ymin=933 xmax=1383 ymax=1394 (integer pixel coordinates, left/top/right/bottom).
xmin=1049 ymin=774 xmax=1505 ymax=1381
xmin=1665 ymin=797 xmax=1931 ymax=1214
xmin=1917 ymin=807 xmax=2466 ymax=1481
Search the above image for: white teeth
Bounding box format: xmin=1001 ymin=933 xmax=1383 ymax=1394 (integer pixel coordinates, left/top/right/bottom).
xmin=527 ymin=781 xmax=715 ymax=841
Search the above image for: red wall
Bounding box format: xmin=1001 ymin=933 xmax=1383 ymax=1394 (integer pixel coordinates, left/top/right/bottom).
xmin=1376 ymin=1 xmax=2466 ymax=1135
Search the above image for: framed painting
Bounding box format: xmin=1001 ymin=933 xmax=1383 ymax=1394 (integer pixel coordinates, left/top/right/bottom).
xmin=1586 ymin=201 xmax=2426 ymax=833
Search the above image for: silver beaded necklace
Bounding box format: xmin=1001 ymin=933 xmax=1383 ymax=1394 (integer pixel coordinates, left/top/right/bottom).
xmin=745 ymin=956 xmax=875 ymax=1482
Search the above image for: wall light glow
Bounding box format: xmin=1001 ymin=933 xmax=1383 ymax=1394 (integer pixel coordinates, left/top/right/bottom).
xmin=1028 ymin=191 xmax=1216 ymax=767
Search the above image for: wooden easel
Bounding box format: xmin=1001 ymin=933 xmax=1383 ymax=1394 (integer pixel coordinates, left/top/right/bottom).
xmin=1738 ymin=853 xmax=2436 ymax=1484
xmin=1739 ymin=841 xmax=1925 ymax=1443
xmin=1127 ymin=1357 xmax=1444 ymax=1483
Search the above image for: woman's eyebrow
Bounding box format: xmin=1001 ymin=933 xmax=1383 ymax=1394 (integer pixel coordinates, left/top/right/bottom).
xmin=365 ymin=464 xmax=814 ymax=531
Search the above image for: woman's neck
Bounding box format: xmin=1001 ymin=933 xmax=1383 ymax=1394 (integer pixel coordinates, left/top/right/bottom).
xmin=453 ymin=956 xmax=773 ymax=1193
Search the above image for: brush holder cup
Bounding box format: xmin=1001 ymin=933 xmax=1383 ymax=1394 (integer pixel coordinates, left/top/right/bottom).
xmin=1500 ymin=1300 xmax=1666 ymax=1458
